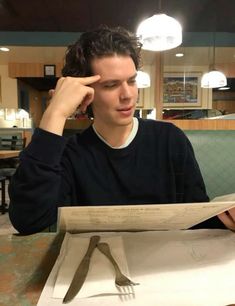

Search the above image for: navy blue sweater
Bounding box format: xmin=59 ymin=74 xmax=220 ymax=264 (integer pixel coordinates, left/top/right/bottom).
xmin=8 ymin=119 xmax=224 ymax=234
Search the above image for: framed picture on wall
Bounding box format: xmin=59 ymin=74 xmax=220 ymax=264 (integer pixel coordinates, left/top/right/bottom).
xmin=44 ymin=64 xmax=56 ymax=77
xmin=163 ymin=72 xmax=202 ymax=107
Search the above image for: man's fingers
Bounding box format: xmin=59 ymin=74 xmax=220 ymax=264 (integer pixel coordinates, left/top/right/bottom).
xmin=74 ymin=75 xmax=101 ymax=85
xmin=55 ymin=75 xmax=100 ymax=89
xmin=48 ymin=75 xmax=98 ymax=118
xmin=218 ymin=211 xmax=235 ymax=230
xmin=228 ymin=207 xmax=235 ymax=220
xmin=79 ymin=88 xmax=95 ymax=113
xmin=48 ymin=89 xmax=55 ymax=98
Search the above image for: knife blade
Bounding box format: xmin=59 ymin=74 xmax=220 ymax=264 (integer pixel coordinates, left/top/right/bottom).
xmin=63 ymin=235 xmax=101 ymax=304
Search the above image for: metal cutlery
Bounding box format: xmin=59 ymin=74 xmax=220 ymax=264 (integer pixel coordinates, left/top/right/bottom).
xmin=63 ymin=235 xmax=101 ymax=304
xmin=97 ymin=242 xmax=139 ymax=287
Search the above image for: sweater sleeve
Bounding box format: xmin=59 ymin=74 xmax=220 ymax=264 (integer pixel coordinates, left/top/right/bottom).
xmin=8 ymin=128 xmax=70 ymax=234
xmin=165 ymin=124 xmax=209 ymax=204
xmin=182 ymin=136 xmax=209 ymax=203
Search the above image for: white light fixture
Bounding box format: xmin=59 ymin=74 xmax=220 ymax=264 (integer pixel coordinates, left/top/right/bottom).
xmin=136 ymin=5 xmax=182 ymax=52
xmin=0 ymin=47 xmax=9 ymax=52
xmin=201 ymin=70 xmax=227 ymax=88
xmin=136 ymin=71 xmax=151 ymax=88
xmin=218 ymin=86 xmax=230 ymax=91
xmin=201 ymin=34 xmax=227 ymax=88
xmin=175 ymin=52 xmax=184 ymax=57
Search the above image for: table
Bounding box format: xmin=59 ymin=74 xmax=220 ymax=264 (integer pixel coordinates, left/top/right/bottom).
xmin=0 ymin=150 xmax=20 ymax=159
xmin=0 ymin=233 xmax=63 ymax=306
xmin=1 ymin=231 xmax=235 ymax=306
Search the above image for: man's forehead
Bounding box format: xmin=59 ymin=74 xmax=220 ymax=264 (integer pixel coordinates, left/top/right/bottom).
xmin=91 ymin=55 xmax=136 ymax=79
xmin=91 ymin=55 xmax=134 ymax=67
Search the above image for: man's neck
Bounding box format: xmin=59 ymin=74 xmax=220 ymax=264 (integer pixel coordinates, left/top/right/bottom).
xmin=93 ymin=119 xmax=134 ymax=148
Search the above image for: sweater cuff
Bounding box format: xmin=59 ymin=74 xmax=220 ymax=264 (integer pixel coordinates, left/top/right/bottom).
xmin=22 ymin=128 xmax=68 ymax=165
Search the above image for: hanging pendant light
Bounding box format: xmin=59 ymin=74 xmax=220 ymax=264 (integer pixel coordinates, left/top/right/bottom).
xmin=136 ymin=0 xmax=182 ymax=51
xmin=201 ymin=33 xmax=227 ymax=88
xmin=201 ymin=70 xmax=227 ymax=88
xmin=136 ymin=71 xmax=151 ymax=88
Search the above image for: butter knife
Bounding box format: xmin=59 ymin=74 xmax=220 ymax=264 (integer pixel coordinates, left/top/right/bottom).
xmin=63 ymin=235 xmax=101 ymax=304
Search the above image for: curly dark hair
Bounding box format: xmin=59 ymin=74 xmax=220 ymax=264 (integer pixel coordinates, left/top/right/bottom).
xmin=62 ymin=25 xmax=142 ymax=77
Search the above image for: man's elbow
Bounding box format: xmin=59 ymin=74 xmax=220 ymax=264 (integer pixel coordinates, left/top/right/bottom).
xmin=8 ymin=204 xmax=57 ymax=235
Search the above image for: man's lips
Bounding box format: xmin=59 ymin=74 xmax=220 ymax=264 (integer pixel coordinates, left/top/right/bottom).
xmin=116 ymin=106 xmax=134 ymax=117
xmin=117 ymin=106 xmax=133 ymax=112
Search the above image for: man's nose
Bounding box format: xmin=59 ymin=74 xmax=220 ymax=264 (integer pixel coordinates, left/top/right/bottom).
xmin=120 ymin=82 xmax=132 ymax=100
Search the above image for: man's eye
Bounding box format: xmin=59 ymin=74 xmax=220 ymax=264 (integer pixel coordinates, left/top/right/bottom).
xmin=104 ymin=83 xmax=117 ymax=88
xmin=128 ymin=79 xmax=136 ymax=84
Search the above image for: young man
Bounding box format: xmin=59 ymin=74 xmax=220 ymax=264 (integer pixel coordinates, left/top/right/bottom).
xmin=8 ymin=26 xmax=234 ymax=234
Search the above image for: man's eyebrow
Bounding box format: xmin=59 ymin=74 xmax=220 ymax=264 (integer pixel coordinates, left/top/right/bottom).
xmin=99 ymin=79 xmax=119 ymax=85
xmin=99 ymin=73 xmax=137 ymax=84
xmin=130 ymin=73 xmax=138 ymax=79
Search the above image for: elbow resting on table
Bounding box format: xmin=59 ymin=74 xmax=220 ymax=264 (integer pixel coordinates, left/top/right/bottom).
xmin=8 ymin=202 xmax=57 ymax=235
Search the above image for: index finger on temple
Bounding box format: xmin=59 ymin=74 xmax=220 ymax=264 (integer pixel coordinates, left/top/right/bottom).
xmin=79 ymin=75 xmax=101 ymax=85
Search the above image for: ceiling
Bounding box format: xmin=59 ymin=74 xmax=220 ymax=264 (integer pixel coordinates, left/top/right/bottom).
xmin=0 ymin=0 xmax=235 ymax=33
xmin=1 ymin=0 xmax=235 ymax=91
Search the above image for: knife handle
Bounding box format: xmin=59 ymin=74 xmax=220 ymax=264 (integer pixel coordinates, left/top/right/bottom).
xmin=84 ymin=235 xmax=101 ymax=259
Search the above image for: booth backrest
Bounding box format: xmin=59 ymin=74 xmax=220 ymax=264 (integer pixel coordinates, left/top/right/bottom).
xmin=185 ymin=130 xmax=235 ymax=200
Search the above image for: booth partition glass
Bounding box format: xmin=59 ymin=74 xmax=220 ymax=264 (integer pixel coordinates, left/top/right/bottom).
xmin=161 ymin=44 xmax=235 ymax=120
xmin=140 ymin=32 xmax=235 ymax=121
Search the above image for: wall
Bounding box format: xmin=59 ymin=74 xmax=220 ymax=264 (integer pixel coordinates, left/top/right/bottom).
xmin=0 ymin=65 xmax=18 ymax=108
xmin=213 ymin=91 xmax=235 ymax=114
xmin=8 ymin=62 xmax=63 ymax=77
xmin=18 ymin=79 xmax=48 ymax=127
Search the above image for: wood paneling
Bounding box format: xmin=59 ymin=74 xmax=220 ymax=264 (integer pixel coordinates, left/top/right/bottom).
xmin=8 ymin=63 xmax=63 ymax=78
xmin=23 ymin=130 xmax=32 ymax=146
xmin=165 ymin=119 xmax=235 ymax=130
xmin=216 ymin=63 xmax=235 ymax=78
xmin=65 ymin=118 xmax=235 ymax=131
xmin=64 ymin=119 xmax=92 ymax=130
xmin=213 ymin=100 xmax=235 ymax=114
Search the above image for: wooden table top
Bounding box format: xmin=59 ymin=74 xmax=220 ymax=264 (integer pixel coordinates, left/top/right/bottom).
xmin=0 ymin=150 xmax=21 ymax=159
xmin=0 ymin=233 xmax=64 ymax=306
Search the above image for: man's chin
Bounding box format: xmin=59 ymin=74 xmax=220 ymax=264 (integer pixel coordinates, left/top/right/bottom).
xmin=115 ymin=116 xmax=134 ymax=127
